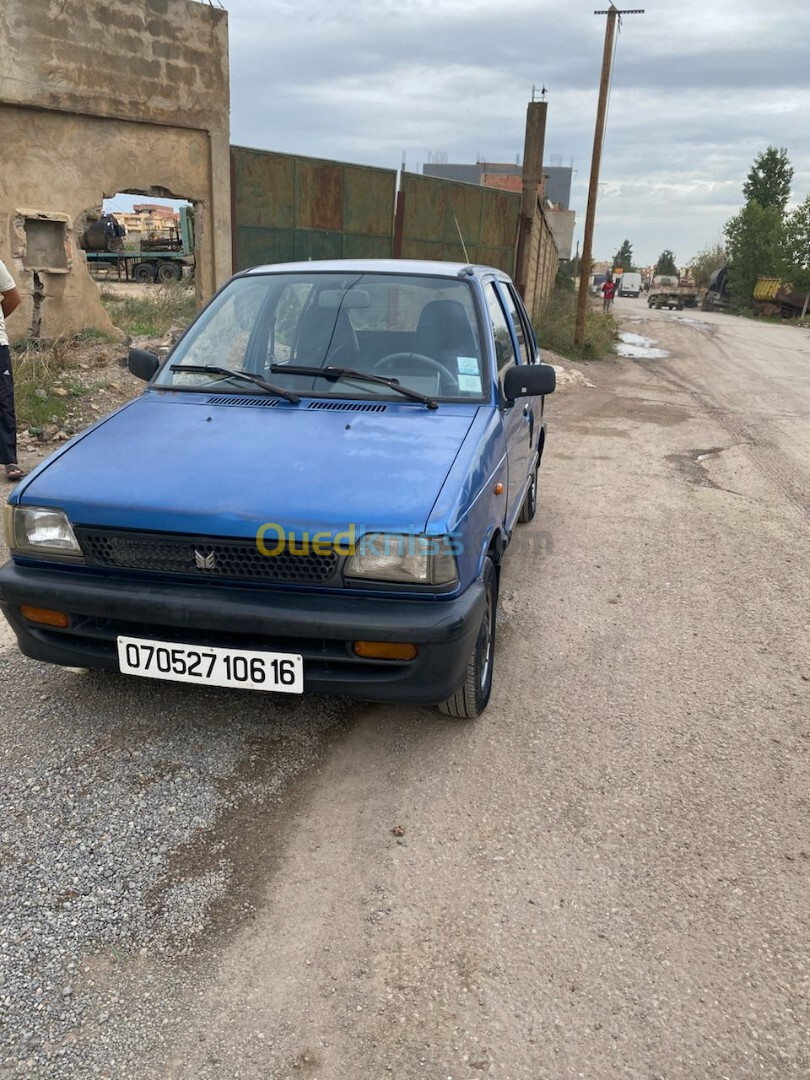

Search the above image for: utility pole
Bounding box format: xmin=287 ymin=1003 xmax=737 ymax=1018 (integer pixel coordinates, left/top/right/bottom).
xmin=574 ymin=5 xmax=644 ymax=346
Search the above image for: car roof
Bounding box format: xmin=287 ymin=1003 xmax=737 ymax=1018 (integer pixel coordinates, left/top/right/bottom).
xmin=242 ymin=258 xmax=509 ymax=280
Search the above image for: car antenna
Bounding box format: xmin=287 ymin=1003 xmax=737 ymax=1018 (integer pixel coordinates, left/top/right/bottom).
xmin=454 ymin=216 xmax=470 ymax=264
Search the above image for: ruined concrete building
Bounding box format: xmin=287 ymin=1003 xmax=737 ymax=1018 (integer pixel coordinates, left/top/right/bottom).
xmin=0 ymin=0 xmax=231 ymax=342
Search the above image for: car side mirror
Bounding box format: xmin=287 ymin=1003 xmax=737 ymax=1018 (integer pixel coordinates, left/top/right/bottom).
xmin=128 ymin=348 xmax=160 ymax=382
xmin=503 ymin=363 xmax=556 ymax=401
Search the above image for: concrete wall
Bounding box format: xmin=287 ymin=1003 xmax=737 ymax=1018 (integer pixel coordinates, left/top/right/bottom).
xmin=516 ymin=101 xmax=559 ymax=317
xmin=0 ymin=0 xmax=230 ymax=341
xmin=523 ymin=197 xmax=560 ymax=319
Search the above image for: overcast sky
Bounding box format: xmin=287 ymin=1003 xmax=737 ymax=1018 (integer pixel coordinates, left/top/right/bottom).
xmin=216 ymin=0 xmax=809 ymax=267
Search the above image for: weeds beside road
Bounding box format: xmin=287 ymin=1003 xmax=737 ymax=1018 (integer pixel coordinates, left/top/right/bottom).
xmin=534 ymin=283 xmax=619 ymax=361
xmin=98 ymin=281 xmax=196 ymax=339
xmin=12 ymin=283 xmax=196 ymax=442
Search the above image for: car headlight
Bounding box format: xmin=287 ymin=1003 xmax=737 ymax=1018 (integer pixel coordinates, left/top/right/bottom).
xmin=5 ymin=505 xmax=83 ymax=558
xmin=345 ymin=534 xmax=457 ymax=586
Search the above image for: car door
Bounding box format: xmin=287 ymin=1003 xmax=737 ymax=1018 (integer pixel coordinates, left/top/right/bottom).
xmin=502 ymin=279 xmax=545 ymax=426
xmin=483 ymin=281 xmax=531 ymax=527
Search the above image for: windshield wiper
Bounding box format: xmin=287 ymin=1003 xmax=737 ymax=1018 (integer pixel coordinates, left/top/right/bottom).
xmin=169 ymin=365 xmax=300 ymax=404
xmin=270 ymin=364 xmax=438 ymax=410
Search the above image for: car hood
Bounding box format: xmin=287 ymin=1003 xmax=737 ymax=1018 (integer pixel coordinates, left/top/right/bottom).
xmin=18 ymin=393 xmax=479 ymax=537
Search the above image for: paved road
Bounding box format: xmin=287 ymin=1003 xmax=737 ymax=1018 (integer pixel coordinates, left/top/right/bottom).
xmin=1 ymin=305 xmax=808 ymax=1078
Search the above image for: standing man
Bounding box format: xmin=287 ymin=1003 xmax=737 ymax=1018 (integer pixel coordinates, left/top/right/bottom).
xmin=0 ymin=258 xmax=23 ymax=482
xmin=601 ymin=276 xmax=616 ymax=314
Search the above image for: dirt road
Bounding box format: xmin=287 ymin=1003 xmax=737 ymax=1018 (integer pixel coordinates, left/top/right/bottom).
xmin=1 ymin=303 xmax=808 ymax=1078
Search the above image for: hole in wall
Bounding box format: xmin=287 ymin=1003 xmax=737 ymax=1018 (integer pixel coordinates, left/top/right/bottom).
xmin=78 ymin=191 xmax=196 ymax=287
xmin=22 ymin=218 xmax=68 ymax=271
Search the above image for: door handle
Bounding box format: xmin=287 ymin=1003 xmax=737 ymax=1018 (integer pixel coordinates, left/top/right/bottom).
xmin=523 ymin=405 xmax=531 ymax=418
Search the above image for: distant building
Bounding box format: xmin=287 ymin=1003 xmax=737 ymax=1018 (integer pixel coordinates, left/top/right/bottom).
xmin=422 ymin=160 xmax=575 ymax=258
xmin=111 ymin=206 xmax=181 ymax=242
xmin=546 ymin=208 xmax=575 ymax=262
xmin=422 ymin=161 xmax=574 ymax=211
xmin=481 ymin=173 xmax=522 ymax=194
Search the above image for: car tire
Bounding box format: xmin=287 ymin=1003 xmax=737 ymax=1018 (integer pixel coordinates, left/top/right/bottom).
xmin=518 ymin=461 xmax=538 ymax=523
xmin=438 ymin=557 xmax=497 ymax=720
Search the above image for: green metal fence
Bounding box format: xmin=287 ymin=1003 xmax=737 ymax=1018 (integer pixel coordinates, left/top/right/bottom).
xmin=394 ymin=173 xmax=520 ymax=274
xmin=231 ymin=146 xmax=397 ymax=270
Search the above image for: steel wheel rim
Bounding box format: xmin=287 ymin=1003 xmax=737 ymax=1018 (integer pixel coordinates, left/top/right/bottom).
xmin=479 ymin=586 xmax=494 ymax=691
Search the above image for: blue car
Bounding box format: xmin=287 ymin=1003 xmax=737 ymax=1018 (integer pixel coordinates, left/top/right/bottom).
xmin=1 ymin=260 xmax=555 ymax=718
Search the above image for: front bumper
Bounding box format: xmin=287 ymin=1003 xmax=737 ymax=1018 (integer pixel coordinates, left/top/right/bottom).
xmin=0 ymin=562 xmax=485 ymax=705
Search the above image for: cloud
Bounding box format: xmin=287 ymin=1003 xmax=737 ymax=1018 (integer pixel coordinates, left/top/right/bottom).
xmin=221 ymin=0 xmax=810 ymax=263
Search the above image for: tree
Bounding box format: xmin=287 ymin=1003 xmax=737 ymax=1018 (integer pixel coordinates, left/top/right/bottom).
xmin=724 ymin=201 xmax=788 ymax=306
xmin=612 ymin=239 xmax=634 ymax=272
xmin=743 ymin=146 xmax=793 ymax=213
xmin=786 ymin=194 xmax=810 ymax=270
xmin=689 ymin=242 xmax=727 ymax=289
xmin=785 ymin=194 xmax=810 ymax=293
xmin=655 ymin=250 xmax=678 ymax=276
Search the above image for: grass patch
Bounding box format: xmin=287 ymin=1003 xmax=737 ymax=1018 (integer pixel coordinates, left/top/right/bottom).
xmin=100 ymin=282 xmax=197 ymax=339
xmin=12 ymin=338 xmax=83 ymax=432
xmin=534 ymin=287 xmax=618 ymax=361
xmin=74 ymin=326 xmax=119 ymax=345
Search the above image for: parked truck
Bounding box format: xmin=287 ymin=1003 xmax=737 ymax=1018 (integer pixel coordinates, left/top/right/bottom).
xmin=753 ymin=277 xmax=810 ymax=319
xmin=618 ymin=271 xmax=642 ymax=298
xmin=648 ymin=274 xmax=698 ymax=310
xmin=701 ymin=265 xmax=730 ymax=312
xmin=80 ymin=206 xmax=194 ymax=284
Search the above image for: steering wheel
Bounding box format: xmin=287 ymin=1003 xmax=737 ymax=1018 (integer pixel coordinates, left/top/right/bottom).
xmin=372 ymin=352 xmax=459 ymax=392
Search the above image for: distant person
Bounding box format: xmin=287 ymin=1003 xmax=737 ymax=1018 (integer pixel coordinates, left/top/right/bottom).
xmin=601 ymin=278 xmax=616 ymax=314
xmin=0 ymin=258 xmax=23 ymax=482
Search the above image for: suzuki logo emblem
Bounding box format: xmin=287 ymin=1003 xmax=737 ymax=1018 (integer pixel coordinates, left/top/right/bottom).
xmin=194 ymin=548 xmax=217 ymax=571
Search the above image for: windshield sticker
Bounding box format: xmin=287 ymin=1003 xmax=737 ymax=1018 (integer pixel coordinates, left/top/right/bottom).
xmin=458 ymin=373 xmax=482 ymax=393
xmin=457 ymin=356 xmax=479 ymax=375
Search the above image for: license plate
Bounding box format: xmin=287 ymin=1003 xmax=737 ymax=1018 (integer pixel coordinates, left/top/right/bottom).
xmin=117 ymin=636 xmax=303 ymax=693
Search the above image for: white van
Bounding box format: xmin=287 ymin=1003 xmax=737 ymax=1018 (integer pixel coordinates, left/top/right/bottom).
xmin=618 ymin=272 xmax=642 ymax=297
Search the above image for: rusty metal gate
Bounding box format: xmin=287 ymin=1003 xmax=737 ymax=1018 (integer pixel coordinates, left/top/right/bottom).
xmin=231 ymin=146 xmax=397 ymax=271
xmin=393 ymin=173 xmax=520 ymax=275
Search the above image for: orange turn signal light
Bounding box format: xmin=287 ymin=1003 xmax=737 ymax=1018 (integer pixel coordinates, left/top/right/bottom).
xmin=354 ymin=641 xmax=418 ymax=661
xmin=20 ymin=605 xmax=70 ymax=628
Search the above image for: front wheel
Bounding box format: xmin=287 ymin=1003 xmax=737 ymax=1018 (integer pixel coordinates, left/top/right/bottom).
xmin=439 ymin=558 xmax=498 ymax=720
xmin=518 ymin=462 xmax=538 ymax=523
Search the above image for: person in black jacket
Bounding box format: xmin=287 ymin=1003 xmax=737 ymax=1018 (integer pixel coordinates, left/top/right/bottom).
xmin=0 ymin=258 xmax=23 ymax=482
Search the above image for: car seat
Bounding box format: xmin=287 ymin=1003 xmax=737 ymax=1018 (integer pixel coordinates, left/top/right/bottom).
xmin=295 ymin=302 xmax=359 ymax=366
xmin=413 ymin=299 xmax=478 ymax=381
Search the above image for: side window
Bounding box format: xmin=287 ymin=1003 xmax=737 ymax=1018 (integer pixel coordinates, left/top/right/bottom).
xmin=485 ymin=283 xmax=518 ymax=372
xmin=506 ymin=284 xmax=538 ymax=363
xmin=501 ymin=284 xmax=531 ymax=365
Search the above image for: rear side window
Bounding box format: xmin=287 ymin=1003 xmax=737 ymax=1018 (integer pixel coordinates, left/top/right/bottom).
xmin=502 ymin=284 xmax=532 ymax=365
xmin=485 ymin=284 xmax=518 ymax=372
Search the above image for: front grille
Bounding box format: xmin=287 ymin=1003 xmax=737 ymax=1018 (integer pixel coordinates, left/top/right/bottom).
xmin=75 ymin=528 xmax=338 ymax=584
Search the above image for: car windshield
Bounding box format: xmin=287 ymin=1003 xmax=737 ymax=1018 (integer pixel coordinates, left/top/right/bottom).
xmin=156 ymin=271 xmax=487 ymax=403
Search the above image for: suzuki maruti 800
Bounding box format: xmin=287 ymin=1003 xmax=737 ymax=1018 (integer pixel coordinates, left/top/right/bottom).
xmin=1 ymin=260 xmax=555 ymax=718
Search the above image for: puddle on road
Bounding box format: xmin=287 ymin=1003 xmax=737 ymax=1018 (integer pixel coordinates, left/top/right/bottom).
xmin=616 ymin=331 xmax=670 ymax=360
xmin=673 ymin=316 xmax=711 ymax=332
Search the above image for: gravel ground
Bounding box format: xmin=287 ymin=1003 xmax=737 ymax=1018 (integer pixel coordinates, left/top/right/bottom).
xmin=0 ymin=638 xmax=350 ymax=1077
xmin=1 ymin=301 xmax=808 ymax=1077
